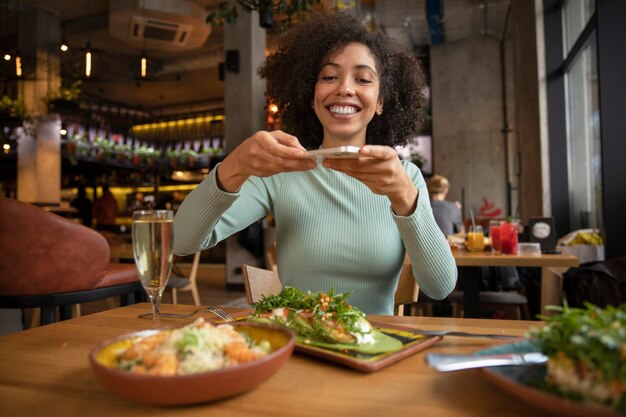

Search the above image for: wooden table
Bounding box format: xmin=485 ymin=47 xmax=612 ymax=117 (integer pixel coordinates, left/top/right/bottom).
xmin=0 ymin=304 xmax=555 ymax=417
xmin=452 ymin=250 xmax=579 ymax=317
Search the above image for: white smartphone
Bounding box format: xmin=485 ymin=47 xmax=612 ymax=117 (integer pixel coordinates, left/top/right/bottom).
xmin=304 ymin=146 xmax=362 ymax=159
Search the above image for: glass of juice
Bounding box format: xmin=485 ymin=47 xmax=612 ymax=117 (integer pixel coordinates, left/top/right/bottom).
xmin=489 ymin=220 xmax=502 ymax=254
xmin=466 ymin=225 xmax=485 ymax=252
xmin=500 ymin=220 xmax=519 ymax=255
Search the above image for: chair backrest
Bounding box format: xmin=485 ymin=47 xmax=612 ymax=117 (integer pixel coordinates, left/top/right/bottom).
xmin=393 ymin=262 xmax=420 ymax=315
xmin=0 ymin=198 xmax=110 ymax=296
xmin=241 ymin=262 xmax=419 ymax=316
xmin=242 ymin=264 xmax=283 ymax=305
xmin=189 ymin=251 xmax=201 ymax=282
xmin=265 ymin=242 xmax=278 ymax=273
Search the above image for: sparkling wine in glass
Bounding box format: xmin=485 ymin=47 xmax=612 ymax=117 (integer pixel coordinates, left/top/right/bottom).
xmin=132 ymin=210 xmax=174 ymax=328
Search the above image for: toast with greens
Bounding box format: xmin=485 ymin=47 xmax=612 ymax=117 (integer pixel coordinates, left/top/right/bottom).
xmin=528 ymin=303 xmax=626 ymax=412
xmin=250 ymin=286 xmax=402 ymax=354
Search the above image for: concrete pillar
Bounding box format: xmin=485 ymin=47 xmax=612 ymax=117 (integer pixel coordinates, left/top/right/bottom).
xmin=17 ymin=116 xmax=61 ymax=204
xmin=16 ymin=7 xmax=62 ymax=204
xmin=430 ymin=36 xmax=509 ymax=220
xmin=223 ymin=5 xmax=267 ymax=287
xmin=510 ymin=1 xmax=544 ymax=222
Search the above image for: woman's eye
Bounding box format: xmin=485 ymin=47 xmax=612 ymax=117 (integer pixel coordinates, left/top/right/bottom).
xmin=356 ymin=78 xmax=372 ymax=84
xmin=320 ymin=75 xmax=337 ymax=81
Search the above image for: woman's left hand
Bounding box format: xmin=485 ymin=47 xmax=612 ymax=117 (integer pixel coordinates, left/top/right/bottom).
xmin=322 ymin=145 xmax=418 ymax=216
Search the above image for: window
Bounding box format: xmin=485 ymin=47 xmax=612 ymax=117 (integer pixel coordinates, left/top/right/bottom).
xmin=563 ymin=0 xmax=595 ymax=53
xmin=562 ymin=1 xmax=603 ymax=231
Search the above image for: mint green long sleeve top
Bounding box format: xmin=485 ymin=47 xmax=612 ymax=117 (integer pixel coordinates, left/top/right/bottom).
xmin=173 ymin=161 xmax=457 ymax=315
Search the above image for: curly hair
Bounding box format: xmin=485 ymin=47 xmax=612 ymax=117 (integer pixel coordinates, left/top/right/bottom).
xmin=258 ymin=10 xmax=427 ymax=149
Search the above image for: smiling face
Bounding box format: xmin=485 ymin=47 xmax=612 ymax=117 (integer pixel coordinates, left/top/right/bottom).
xmin=313 ymin=42 xmax=383 ymax=147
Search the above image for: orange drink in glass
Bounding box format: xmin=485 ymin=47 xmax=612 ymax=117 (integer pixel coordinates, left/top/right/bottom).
xmin=466 ymin=225 xmax=485 ymax=252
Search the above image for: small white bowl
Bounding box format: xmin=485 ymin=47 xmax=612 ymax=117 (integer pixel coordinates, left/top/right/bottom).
xmin=518 ymin=242 xmax=541 ymax=256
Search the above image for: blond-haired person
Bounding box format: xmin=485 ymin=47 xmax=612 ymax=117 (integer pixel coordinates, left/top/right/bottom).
xmin=428 ymin=175 xmax=464 ymax=236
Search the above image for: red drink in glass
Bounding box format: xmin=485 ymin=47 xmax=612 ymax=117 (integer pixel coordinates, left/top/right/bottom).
xmin=500 ymin=222 xmax=518 ymax=254
xmin=490 ymin=225 xmax=501 ymax=253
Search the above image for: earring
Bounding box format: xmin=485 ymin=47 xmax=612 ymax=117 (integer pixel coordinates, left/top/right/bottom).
xmin=376 ymin=108 xmax=383 ymax=115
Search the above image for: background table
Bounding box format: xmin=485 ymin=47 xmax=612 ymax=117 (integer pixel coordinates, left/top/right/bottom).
xmin=452 ymin=250 xmax=579 ymax=317
xmin=0 ymin=304 xmax=558 ymax=417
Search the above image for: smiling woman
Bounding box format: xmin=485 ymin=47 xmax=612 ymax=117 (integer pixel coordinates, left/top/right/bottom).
xmin=172 ymin=10 xmax=457 ymax=315
xmin=312 ymin=43 xmax=383 ymax=147
xmin=258 ymin=10 xmax=427 ymax=150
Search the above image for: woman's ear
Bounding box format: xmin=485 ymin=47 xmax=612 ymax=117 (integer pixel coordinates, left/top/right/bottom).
xmin=376 ymin=100 xmax=384 ymax=115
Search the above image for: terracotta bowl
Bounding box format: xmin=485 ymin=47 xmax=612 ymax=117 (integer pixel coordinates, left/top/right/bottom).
xmin=89 ymin=322 xmax=295 ymax=405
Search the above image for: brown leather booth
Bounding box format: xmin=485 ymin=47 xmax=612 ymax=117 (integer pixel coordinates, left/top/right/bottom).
xmin=0 ymin=198 xmax=143 ymax=325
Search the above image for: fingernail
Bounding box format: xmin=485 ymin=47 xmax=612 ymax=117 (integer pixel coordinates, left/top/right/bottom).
xmin=361 ymin=146 xmax=370 ymax=154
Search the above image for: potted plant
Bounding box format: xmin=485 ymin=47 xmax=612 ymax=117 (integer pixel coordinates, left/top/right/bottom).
xmin=62 ymin=133 xmax=88 ymax=156
xmin=114 ymin=143 xmax=131 ymax=163
xmin=94 ymin=136 xmax=114 ymax=160
xmin=166 ymin=149 xmax=181 ymax=169
xmin=133 ymin=145 xmax=160 ymax=167
xmin=45 ymin=81 xmax=82 ymax=114
xmin=200 ymin=146 xmax=224 ymax=167
xmin=177 ymin=149 xmax=197 ymax=168
xmin=0 ymin=95 xmax=29 ymax=127
xmin=206 ymin=0 xmax=319 ymax=29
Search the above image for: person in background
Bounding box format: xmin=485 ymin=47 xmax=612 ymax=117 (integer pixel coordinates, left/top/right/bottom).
xmin=130 ymin=192 xmax=146 ymax=212
xmin=173 ymin=11 xmax=457 ymax=315
xmin=92 ymin=185 xmax=119 ymax=231
xmin=71 ymin=186 xmax=93 ymax=227
xmin=165 ymin=190 xmax=185 ymax=213
xmin=428 ymin=175 xmax=465 ymax=236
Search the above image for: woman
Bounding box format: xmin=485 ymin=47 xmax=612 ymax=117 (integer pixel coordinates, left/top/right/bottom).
xmin=428 ymin=175 xmax=465 ymax=236
xmin=174 ymin=11 xmax=456 ymax=314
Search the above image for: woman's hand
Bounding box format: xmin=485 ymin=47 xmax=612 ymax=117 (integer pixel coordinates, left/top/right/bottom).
xmin=217 ymin=130 xmax=317 ymax=192
xmin=322 ymin=145 xmax=418 ymax=216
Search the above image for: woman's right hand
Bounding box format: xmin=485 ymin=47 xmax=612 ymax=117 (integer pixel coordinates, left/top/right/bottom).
xmin=216 ymin=130 xmax=317 ymax=192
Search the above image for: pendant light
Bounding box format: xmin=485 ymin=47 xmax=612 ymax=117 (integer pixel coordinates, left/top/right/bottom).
xmin=15 ymin=52 xmax=22 ymax=77
xmin=140 ymin=51 xmax=147 ymax=78
xmin=85 ymin=0 xmax=92 ymax=77
xmin=85 ymin=43 xmax=92 ymax=77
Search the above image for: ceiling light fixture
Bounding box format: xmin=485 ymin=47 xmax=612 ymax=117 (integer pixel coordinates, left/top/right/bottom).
xmin=15 ymin=51 xmax=22 ymax=77
xmin=140 ymin=51 xmax=147 ymax=78
xmin=85 ymin=43 xmax=92 ymax=77
xmin=3 ymin=53 xmax=10 ymax=61
xmin=60 ymin=40 xmax=69 ymax=52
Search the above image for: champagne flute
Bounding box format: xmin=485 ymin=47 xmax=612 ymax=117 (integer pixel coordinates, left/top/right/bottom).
xmin=132 ymin=210 xmax=174 ymax=328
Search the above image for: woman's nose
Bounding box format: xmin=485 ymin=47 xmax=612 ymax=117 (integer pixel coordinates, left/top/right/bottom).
xmin=336 ymin=79 xmax=355 ymax=96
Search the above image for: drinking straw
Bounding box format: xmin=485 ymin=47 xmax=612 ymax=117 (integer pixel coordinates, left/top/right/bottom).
xmin=470 ymin=209 xmax=476 ymax=229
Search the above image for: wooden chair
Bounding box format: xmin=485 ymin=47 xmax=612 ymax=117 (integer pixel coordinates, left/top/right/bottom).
xmin=447 ymin=266 xmax=530 ymax=320
xmin=446 ymin=290 xmax=529 ymax=320
xmin=264 ymin=242 xmax=278 ymax=273
xmin=242 ymin=263 xmax=419 ymax=316
xmin=167 ymin=251 xmax=202 ymax=306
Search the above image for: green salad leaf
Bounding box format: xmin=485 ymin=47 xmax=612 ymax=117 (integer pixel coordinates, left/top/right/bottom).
xmin=529 ymin=302 xmax=626 ymax=383
xmin=528 ymin=302 xmax=626 ymax=411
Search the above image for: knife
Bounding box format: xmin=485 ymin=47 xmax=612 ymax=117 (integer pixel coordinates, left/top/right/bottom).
xmin=412 ymin=329 xmax=520 ymax=340
xmin=425 ymin=352 xmax=548 ymax=372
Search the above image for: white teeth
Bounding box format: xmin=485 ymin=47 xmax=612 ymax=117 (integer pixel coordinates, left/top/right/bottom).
xmin=329 ymin=105 xmax=357 ymax=114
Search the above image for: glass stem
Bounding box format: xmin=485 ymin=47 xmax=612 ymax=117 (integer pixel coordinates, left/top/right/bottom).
xmin=149 ymin=293 xmax=161 ymax=328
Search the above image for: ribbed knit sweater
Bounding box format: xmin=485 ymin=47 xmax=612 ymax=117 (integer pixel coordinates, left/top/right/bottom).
xmin=173 ymin=161 xmax=457 ymax=315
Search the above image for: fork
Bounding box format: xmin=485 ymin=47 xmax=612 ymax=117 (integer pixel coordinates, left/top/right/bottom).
xmin=137 ymin=307 xmax=235 ymax=322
